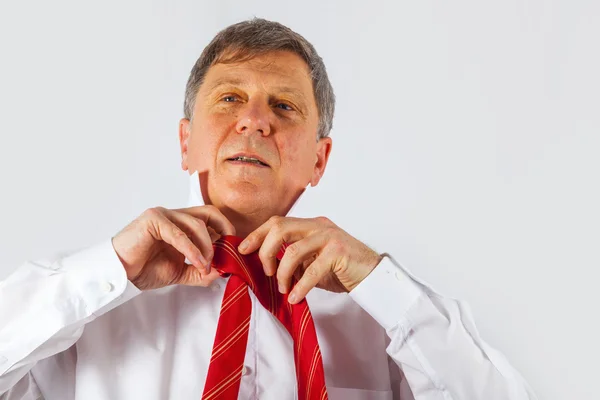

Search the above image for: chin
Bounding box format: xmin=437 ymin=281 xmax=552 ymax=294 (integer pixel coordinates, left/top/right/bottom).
xmin=217 ymin=183 xmax=273 ymax=214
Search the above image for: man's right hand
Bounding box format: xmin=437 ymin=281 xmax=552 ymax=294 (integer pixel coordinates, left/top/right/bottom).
xmin=111 ymin=206 xmax=236 ymax=291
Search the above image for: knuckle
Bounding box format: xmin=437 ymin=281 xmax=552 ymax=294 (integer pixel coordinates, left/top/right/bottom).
xmin=304 ymin=265 xmax=320 ymax=279
xmin=144 ymin=207 xmax=163 ymax=219
xmin=324 ymin=226 xmax=339 ymax=237
xmin=258 ymin=247 xmax=270 ymax=262
xmin=328 ymin=237 xmax=345 ymax=252
xmin=259 ymin=251 xmax=275 ymax=268
xmin=269 ymin=215 xmax=283 ymax=227
xmin=204 ymin=204 xmax=219 ymax=213
xmin=191 ymin=218 xmax=207 ymax=230
xmin=285 ymin=243 xmax=299 ymax=258
xmin=315 ymin=216 xmax=333 ymax=226
xmin=172 ymin=226 xmax=187 ymax=239
xmin=271 ymin=219 xmax=285 ymax=234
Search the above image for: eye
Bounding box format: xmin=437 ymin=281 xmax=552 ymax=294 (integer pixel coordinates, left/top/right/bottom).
xmin=221 ymin=95 xmax=238 ymax=102
xmin=275 ymin=103 xmax=294 ymax=111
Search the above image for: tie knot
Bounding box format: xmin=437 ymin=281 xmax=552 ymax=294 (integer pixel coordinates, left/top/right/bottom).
xmin=211 ymin=235 xmax=286 ymax=293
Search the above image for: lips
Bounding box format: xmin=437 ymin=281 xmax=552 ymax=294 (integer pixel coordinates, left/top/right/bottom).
xmin=226 ymin=153 xmax=270 ymax=167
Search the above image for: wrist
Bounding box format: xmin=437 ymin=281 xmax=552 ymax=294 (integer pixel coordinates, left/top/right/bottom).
xmin=347 ymin=252 xmax=383 ymax=292
xmin=111 ymin=236 xmax=137 ymax=282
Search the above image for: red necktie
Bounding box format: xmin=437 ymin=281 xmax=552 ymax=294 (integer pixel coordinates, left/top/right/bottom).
xmin=201 ymin=235 xmax=328 ymax=400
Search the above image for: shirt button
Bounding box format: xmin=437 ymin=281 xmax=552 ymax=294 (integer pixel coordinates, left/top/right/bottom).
xmin=100 ymin=281 xmax=114 ymax=293
xmin=210 ymin=283 xmax=221 ymax=292
xmin=394 ymin=271 xmax=404 ymax=281
xmin=241 ymin=366 xmax=250 ymax=375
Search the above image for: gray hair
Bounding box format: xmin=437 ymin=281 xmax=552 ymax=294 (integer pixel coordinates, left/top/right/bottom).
xmin=183 ymin=18 xmax=335 ymax=140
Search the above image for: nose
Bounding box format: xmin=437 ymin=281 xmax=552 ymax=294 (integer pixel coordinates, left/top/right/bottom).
xmin=235 ymin=100 xmax=271 ymax=137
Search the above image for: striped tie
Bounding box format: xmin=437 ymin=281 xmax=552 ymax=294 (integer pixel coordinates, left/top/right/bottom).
xmin=201 ymin=235 xmax=328 ymax=400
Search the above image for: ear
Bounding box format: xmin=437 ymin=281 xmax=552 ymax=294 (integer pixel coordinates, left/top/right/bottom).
xmin=310 ymin=137 xmax=332 ymax=187
xmin=179 ymin=118 xmax=191 ymax=171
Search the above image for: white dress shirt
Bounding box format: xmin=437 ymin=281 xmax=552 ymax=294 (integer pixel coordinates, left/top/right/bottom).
xmin=0 ymin=171 xmax=537 ymax=400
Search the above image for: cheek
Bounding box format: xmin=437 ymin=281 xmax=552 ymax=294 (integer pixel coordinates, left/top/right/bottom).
xmin=279 ymin=136 xmax=315 ymax=173
xmin=188 ymin=119 xmax=228 ymax=169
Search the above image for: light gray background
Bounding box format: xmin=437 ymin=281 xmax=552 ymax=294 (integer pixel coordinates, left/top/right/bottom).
xmin=1 ymin=1 xmax=598 ymax=399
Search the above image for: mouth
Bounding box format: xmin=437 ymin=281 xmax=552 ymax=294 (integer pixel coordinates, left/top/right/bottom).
xmin=226 ymin=154 xmax=270 ymax=167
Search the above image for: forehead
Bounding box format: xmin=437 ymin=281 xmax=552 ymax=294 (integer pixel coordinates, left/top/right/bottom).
xmin=201 ymin=50 xmax=314 ymax=95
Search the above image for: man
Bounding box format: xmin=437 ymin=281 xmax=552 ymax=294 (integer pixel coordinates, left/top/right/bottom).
xmin=0 ymin=18 xmax=536 ymax=399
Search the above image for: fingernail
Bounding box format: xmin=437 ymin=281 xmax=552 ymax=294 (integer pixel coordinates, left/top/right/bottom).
xmin=198 ymin=255 xmax=208 ymax=268
xmin=278 ymin=283 xmax=286 ymax=294
xmin=239 ymin=241 xmax=248 ymax=252
xmin=288 ymin=292 xmax=297 ymax=304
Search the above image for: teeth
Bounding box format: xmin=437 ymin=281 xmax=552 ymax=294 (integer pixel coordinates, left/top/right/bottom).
xmin=231 ymin=156 xmax=266 ymax=165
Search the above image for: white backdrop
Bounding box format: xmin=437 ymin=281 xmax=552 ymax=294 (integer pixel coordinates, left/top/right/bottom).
xmin=1 ymin=1 xmax=598 ymax=399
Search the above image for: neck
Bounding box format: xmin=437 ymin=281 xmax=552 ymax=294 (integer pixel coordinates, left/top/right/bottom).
xmin=187 ymin=171 xmax=306 ymax=238
xmin=216 ymin=193 xmax=301 ymax=239
xmin=220 ymin=209 xmax=276 ymax=239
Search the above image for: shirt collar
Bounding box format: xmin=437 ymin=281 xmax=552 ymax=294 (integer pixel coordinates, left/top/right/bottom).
xmin=186 ymin=170 xmax=306 ymax=218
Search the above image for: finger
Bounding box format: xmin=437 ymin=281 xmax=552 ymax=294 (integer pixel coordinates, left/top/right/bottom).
xmin=288 ymin=252 xmax=331 ymax=304
xmin=257 ymin=220 xmax=288 ymax=277
xmin=239 ymin=216 xmax=309 ymax=255
xmin=178 ymin=205 xmax=236 ymax=236
xmin=276 ymin=234 xmax=325 ymax=294
xmin=176 ymin=263 xmax=222 ymax=287
xmin=206 ymin=226 xmax=221 ymax=242
xmin=261 ymin=218 xmax=318 ymax=277
xmin=149 ymin=210 xmax=207 ymax=274
xmin=237 ymin=216 xmax=278 ymax=255
xmin=245 ymin=217 xmax=312 ymax=276
xmin=164 ymin=210 xmax=215 ymax=274
xmin=293 ymin=256 xmax=316 ymax=283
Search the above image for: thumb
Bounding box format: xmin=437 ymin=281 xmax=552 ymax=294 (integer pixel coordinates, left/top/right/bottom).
xmin=176 ymin=263 xmax=223 ymax=287
xmin=207 ymin=226 xmax=223 ymax=242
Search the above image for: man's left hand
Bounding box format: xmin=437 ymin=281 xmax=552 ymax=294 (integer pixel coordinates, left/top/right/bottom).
xmin=238 ymin=216 xmax=383 ymax=304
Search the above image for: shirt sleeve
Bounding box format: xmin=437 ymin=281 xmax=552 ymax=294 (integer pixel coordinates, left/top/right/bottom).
xmin=0 ymin=239 xmax=141 ymax=396
xmin=349 ymin=253 xmax=539 ymax=400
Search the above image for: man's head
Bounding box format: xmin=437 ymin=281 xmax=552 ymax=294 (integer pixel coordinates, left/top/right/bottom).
xmin=178 ymin=18 xmax=335 ymax=232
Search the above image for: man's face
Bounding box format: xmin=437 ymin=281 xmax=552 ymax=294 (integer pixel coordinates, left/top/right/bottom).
xmin=179 ymin=50 xmax=332 ymax=216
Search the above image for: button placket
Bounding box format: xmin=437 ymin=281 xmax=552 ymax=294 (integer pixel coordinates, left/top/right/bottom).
xmin=234 ymin=290 xmax=258 ymax=398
